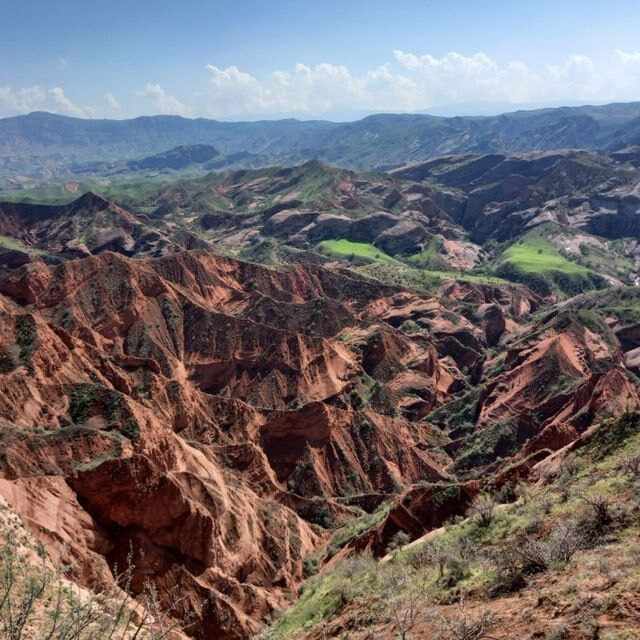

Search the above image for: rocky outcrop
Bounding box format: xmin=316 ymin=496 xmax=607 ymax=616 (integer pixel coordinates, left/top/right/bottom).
xmin=351 ymin=482 xmax=479 ymax=557
xmin=0 ymin=192 xmax=205 ymax=259
xmin=391 ymin=150 xmax=639 ymax=243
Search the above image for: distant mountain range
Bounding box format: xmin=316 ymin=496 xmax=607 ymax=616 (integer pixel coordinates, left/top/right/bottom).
xmin=3 ymin=102 xmax=640 ymax=179
xmin=70 ymin=143 xmax=223 ymax=176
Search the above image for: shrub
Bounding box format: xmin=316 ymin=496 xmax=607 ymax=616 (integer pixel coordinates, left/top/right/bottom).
xmin=380 ymin=567 xmax=427 ymax=640
xmin=0 ymin=349 xmax=16 ymax=374
xmin=385 ymin=587 xmax=425 ymax=640
xmin=309 ymin=504 xmax=333 ymax=529
xmin=15 ymin=315 xmax=38 ymax=373
xmin=620 ymin=455 xmax=640 ymax=479
xmin=585 ymin=412 xmax=640 ymax=461
xmin=488 ymin=518 xmax=588 ymax=598
xmin=515 ymin=521 xmax=585 ymax=572
xmin=545 ymin=625 xmax=569 ymax=640
xmin=579 ymin=495 xmax=613 ymax=535
xmin=407 ymin=540 xmax=449 ymax=577
xmin=514 ymin=480 xmax=535 ymax=505
xmin=467 ymin=494 xmax=496 ymax=527
xmin=432 ymin=600 xmax=496 ymax=640
xmin=407 ymin=537 xmax=474 ymax=588
xmin=493 ymin=483 xmax=517 ymax=504
xmin=0 ymin=536 xmax=190 ymax=640
xmin=453 ymin=421 xmax=524 ymax=473
xmin=487 ymin=543 xmax=527 ymax=597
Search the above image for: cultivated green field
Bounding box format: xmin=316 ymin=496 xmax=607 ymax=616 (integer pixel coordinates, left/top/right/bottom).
xmin=501 ymin=237 xmax=589 ymax=274
xmin=495 ymin=229 xmax=607 ymax=295
xmin=317 ymin=239 xmax=400 ymax=264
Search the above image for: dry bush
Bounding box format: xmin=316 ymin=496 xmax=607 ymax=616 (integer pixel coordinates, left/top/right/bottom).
xmin=406 ymin=537 xmax=475 ymax=587
xmin=488 ymin=519 xmax=586 ymax=597
xmin=467 ymin=494 xmax=496 ymax=528
xmin=492 ymin=482 xmax=517 ymax=505
xmin=557 ymin=456 xmax=580 ymax=483
xmin=330 ymin=554 xmax=378 ymax=608
xmin=517 ymin=521 xmax=584 ymax=571
xmin=378 ymin=564 xmax=435 ymax=640
xmin=575 ymin=494 xmax=624 ymax=545
xmin=0 ymin=537 xmax=189 ymax=640
xmin=487 ymin=542 xmax=527 ymax=597
xmin=619 ymin=455 xmax=640 ymax=479
xmin=406 ymin=539 xmax=449 ymax=577
xmin=385 ymin=585 xmax=425 ymax=640
xmin=579 ymin=495 xmax=613 ymax=531
xmin=432 ymin=599 xmax=496 ymax=640
xmin=513 ymin=480 xmax=542 ymax=506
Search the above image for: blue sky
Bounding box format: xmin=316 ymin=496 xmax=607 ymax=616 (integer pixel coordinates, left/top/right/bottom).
xmin=3 ymin=0 xmax=640 ymax=120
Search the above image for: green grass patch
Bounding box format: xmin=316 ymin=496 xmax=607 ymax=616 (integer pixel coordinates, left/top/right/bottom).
xmin=501 ymin=237 xmax=589 ymax=275
xmin=318 ymin=239 xmax=399 ymax=264
xmin=496 ymin=233 xmax=607 ymax=295
xmin=406 ymin=236 xmax=448 ymax=269
xmin=327 ymin=503 xmax=391 ymax=557
xmin=0 ymin=235 xmax=46 ymax=256
xmin=353 ymin=262 xmax=508 ymax=293
xmin=422 ymin=269 xmax=508 ymax=285
xmin=266 ymin=573 xmax=346 ymax=639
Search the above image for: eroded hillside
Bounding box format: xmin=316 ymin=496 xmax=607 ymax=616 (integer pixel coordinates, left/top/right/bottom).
xmin=0 ymin=244 xmax=639 ymax=638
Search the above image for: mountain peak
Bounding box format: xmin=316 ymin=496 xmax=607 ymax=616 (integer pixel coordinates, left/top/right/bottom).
xmin=73 ymin=191 xmax=112 ymax=210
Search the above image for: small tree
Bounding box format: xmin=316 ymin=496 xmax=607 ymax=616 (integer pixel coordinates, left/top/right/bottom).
xmin=388 ymin=588 xmax=425 ymax=640
xmin=407 ymin=540 xmax=449 ymax=578
xmin=381 ymin=568 xmax=426 ymax=640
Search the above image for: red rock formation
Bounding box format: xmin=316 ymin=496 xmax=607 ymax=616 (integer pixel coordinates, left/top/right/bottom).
xmin=0 ymin=250 xmax=457 ymax=638
xmin=0 ymin=249 xmax=636 ymax=637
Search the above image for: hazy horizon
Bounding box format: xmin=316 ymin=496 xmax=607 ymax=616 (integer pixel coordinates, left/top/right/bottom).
xmin=4 ymin=97 xmax=635 ymax=125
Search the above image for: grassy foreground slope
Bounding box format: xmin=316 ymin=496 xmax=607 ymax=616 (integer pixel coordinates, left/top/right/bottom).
xmin=261 ymin=412 xmax=640 ymax=640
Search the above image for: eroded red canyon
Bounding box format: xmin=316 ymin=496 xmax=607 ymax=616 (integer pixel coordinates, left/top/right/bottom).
xmin=1 ymin=246 xmax=639 ymax=638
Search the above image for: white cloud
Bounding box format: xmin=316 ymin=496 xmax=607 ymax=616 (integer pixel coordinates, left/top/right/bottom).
xmin=49 ymin=87 xmax=92 ymax=117
xmin=198 ymin=50 xmax=640 ymax=118
xmin=616 ymin=49 xmax=640 ymax=65
xmin=0 ymin=85 xmax=94 ymax=117
xmin=104 ymin=92 xmax=121 ymax=112
xmin=203 ymin=61 xmax=421 ymax=117
xmin=3 ymin=49 xmax=640 ymax=121
xmin=139 ymin=83 xmax=191 ymax=116
xmin=0 ymin=86 xmax=47 ymax=114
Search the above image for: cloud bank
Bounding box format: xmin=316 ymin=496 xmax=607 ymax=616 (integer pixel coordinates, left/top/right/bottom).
xmin=138 ymin=83 xmax=192 ymax=117
xmin=198 ymin=49 xmax=640 ymax=118
xmin=0 ymin=85 xmax=92 ymax=118
xmin=2 ymin=49 xmax=640 ymax=119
